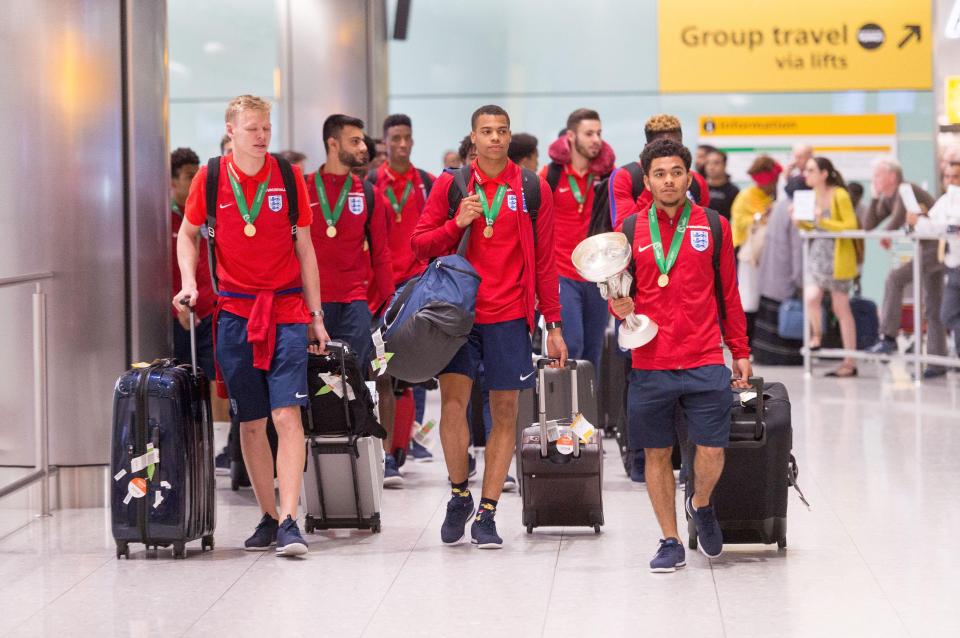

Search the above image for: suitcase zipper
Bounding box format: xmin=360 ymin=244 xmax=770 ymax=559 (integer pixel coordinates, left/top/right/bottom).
xmin=135 ymin=366 xmax=153 ymax=547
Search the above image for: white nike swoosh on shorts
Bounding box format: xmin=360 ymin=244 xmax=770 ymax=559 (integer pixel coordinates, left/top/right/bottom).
xmin=520 ymin=371 xmax=535 ymax=381
xmin=295 ymin=392 xmax=307 ymax=399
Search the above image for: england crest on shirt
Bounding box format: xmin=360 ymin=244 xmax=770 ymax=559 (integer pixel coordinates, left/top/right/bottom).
xmin=507 ymin=192 xmax=517 ymax=211
xmin=348 ymin=194 xmax=365 ymax=215
xmin=268 ymin=195 xmax=283 ymax=212
xmin=690 ymin=229 xmax=709 ymax=252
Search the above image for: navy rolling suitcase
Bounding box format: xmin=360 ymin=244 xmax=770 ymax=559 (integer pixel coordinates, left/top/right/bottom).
xmin=111 ymin=306 xmax=216 ymax=559
xmin=684 ymin=378 xmax=808 ymax=550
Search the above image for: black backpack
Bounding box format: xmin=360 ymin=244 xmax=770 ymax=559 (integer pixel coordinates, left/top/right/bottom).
xmin=204 ymin=153 xmax=299 ymax=293
xmin=620 ymin=207 xmax=727 ymax=320
xmin=444 ymin=164 xmax=541 ymax=242
xmin=587 ymin=162 xmax=705 ymax=237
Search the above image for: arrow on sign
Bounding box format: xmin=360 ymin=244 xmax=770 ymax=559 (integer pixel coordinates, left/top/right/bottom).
xmin=898 ymin=25 xmax=921 ymax=48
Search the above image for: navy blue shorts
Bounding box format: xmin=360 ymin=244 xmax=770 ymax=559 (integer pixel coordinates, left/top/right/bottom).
xmin=216 ymin=311 xmax=309 ymax=422
xmin=628 ymin=365 xmax=731 ymax=449
xmin=441 ymin=318 xmax=535 ymax=391
xmin=321 ymin=300 xmax=373 ymax=368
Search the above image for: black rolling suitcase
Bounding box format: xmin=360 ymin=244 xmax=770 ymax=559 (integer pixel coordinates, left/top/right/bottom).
xmin=599 ymin=324 xmax=628 ymax=436
xmin=520 ymin=358 xmax=603 ymax=534
xmin=111 ymin=306 xmax=215 ymax=559
xmin=684 ymin=378 xmax=808 ymax=550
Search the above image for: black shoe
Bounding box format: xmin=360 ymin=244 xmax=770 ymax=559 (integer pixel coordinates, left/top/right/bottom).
xmin=215 ymin=447 xmax=230 ymax=475
xmin=441 ymin=492 xmax=475 ymax=544
xmin=244 ymin=513 xmax=279 ymax=551
xmin=915 ymin=366 xmax=947 ymax=380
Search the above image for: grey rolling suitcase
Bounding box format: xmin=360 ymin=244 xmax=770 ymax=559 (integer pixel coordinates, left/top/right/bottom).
xmin=519 ymin=358 xmax=604 ymax=534
xmin=301 ymin=342 xmax=384 ymax=534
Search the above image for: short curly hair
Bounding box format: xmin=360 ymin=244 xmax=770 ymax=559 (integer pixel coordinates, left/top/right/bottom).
xmin=171 ymin=147 xmax=199 ymax=179
xmin=644 ymin=114 xmax=682 ymax=143
xmin=640 ymin=138 xmax=692 ymax=176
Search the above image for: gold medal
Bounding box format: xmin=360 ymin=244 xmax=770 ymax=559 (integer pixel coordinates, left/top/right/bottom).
xmin=326 ymin=225 xmax=337 ymax=238
xmin=395 ymin=213 xmax=402 ymax=224
xmin=657 ymin=273 xmax=669 ymax=288
xmin=483 ymin=225 xmax=494 ymax=239
xmin=243 ymin=223 xmax=256 ymax=237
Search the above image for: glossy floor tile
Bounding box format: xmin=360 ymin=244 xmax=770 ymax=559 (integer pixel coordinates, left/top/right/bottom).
xmin=1 ymin=365 xmax=958 ymax=637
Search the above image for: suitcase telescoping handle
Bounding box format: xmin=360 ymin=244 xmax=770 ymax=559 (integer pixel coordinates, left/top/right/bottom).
xmin=535 ymin=358 xmax=581 ymax=458
xmin=179 ymin=297 xmax=198 ymax=377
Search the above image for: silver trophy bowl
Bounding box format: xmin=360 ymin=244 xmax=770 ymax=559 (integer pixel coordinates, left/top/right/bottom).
xmin=571 ymin=232 xmax=658 ymax=349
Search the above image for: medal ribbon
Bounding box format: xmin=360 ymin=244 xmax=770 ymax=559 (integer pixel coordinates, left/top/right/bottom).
xmin=647 ymin=201 xmax=691 ymax=276
xmin=566 ymin=173 xmax=594 ymax=206
xmin=227 ymin=165 xmax=271 ymax=227
xmin=314 ymin=172 xmax=353 ymax=228
xmin=476 ymin=183 xmax=508 ymax=228
xmin=385 ymin=180 xmax=413 ymax=214
xmin=171 ymin=201 xmax=183 ymax=218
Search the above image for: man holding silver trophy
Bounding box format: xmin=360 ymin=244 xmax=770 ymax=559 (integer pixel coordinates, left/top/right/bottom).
xmin=597 ymin=138 xmax=752 ymax=573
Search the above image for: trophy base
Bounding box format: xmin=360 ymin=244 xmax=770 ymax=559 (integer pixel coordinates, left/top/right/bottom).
xmin=618 ymin=315 xmax=658 ymax=349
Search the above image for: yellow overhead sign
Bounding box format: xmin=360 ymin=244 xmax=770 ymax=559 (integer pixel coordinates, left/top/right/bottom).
xmin=947 ymin=76 xmax=960 ymax=124
xmin=658 ymin=0 xmax=932 ymax=93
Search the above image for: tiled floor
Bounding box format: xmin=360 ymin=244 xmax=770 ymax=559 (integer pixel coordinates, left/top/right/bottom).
xmin=1 ymin=363 xmax=958 ymax=637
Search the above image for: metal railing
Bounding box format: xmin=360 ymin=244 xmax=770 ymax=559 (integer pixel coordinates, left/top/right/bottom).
xmin=0 ymin=272 xmax=54 ymax=515
xmin=798 ymin=229 xmax=959 ymax=384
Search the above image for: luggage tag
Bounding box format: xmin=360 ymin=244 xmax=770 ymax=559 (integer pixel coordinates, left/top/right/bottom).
xmin=413 ymin=419 xmax=437 ymax=448
xmin=544 ymin=419 xmax=561 ymax=442
xmin=555 ymin=428 xmax=575 ymax=455
xmin=738 ymin=390 xmax=758 ymax=407
xmin=370 ymin=352 xmax=394 ymax=375
xmin=366 ymin=381 xmax=379 ymax=412
xmin=318 ymin=373 xmax=356 ymax=400
xmin=569 ymin=413 xmax=595 ymax=443
xmin=371 ymin=331 xmax=392 ymax=377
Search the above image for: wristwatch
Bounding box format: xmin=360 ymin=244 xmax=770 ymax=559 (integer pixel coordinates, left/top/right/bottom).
xmin=545 ymin=321 xmax=563 ymax=330
xmin=310 ymin=310 xmax=324 ymax=319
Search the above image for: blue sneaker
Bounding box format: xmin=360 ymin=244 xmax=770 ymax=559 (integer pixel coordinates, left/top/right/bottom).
xmin=867 ymin=337 xmax=897 ymax=355
xmin=410 ymin=439 xmax=434 ymax=462
xmin=502 ymin=474 xmax=517 ymax=492
xmin=686 ymin=494 xmax=723 ymax=558
xmin=470 ymin=503 xmax=502 ymax=549
xmin=244 ymin=513 xmax=278 ymax=551
xmin=384 ymin=455 xmax=404 ymax=488
xmin=441 ymin=491 xmax=475 ymax=544
xmin=649 ymin=538 xmax=686 ymax=573
xmin=275 ymin=515 xmax=308 ymax=557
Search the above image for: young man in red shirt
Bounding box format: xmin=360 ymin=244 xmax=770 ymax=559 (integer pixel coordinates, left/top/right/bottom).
xmin=610 ymin=114 xmax=710 ymax=227
xmin=412 ymin=105 xmax=568 ymax=549
xmin=174 ymin=95 xmax=329 ymax=557
xmin=610 ymin=138 xmax=751 ymax=572
xmin=306 ymin=114 xmax=393 ymax=369
xmin=541 ymin=109 xmax=610 ymax=377
xmin=370 ymin=113 xmax=437 ymax=483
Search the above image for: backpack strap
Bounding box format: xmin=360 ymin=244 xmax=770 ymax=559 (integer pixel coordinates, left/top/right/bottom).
xmin=204 ymin=156 xmax=221 ymax=294
xmin=446 ymin=164 xmax=472 ymax=219
xmin=703 ymin=207 xmax=727 ymax=321
xmin=417 ymin=168 xmax=434 ymax=196
xmin=689 ymin=172 xmax=702 ymax=204
xmin=545 ymin=161 xmax=563 ymax=192
xmin=520 ymin=167 xmax=540 ymax=246
xmin=271 ymin=153 xmax=299 ymax=240
xmin=362 ymin=178 xmax=376 ymax=259
xmin=366 ymin=168 xmax=378 ymax=185
xmin=625 ymin=162 xmax=644 ymax=201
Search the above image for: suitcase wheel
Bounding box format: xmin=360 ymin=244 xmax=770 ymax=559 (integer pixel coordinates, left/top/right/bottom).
xmin=202 ymin=535 xmax=215 ymax=552
xmin=777 ymin=536 xmax=787 ymax=550
xmin=115 ymin=541 xmax=129 ymax=560
xmin=304 ymin=517 xmax=315 ymax=534
xmin=371 ymin=521 xmax=381 ymax=534
xmin=688 ymin=534 xmax=698 ymax=551
xmin=172 ymin=542 xmax=187 ymax=559
xmin=526 ymin=525 xmax=533 ymax=535
xmin=594 ymin=525 xmax=601 ymax=535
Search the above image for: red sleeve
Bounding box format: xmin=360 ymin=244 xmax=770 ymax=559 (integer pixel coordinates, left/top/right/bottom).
xmin=369 ymin=190 xmax=395 ymax=312
xmin=293 ymin=166 xmax=313 ymax=227
xmin=184 ymin=166 xmax=207 ymax=226
xmin=611 ymin=168 xmax=638 ymax=229
xmin=411 ymin=172 xmax=463 ymax=260
xmin=533 ymin=177 xmax=562 ymax=323
xmin=693 ymin=171 xmax=710 ymax=208
xmin=717 ymin=215 xmax=750 ymax=359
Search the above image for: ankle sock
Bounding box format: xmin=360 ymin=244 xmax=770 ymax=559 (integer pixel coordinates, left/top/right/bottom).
xmin=478 ymin=497 xmax=498 ymax=515
xmin=451 ymin=480 xmax=470 ymax=498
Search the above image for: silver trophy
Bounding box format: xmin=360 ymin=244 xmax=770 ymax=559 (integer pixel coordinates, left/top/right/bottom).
xmin=571 ymin=232 xmax=658 ymax=349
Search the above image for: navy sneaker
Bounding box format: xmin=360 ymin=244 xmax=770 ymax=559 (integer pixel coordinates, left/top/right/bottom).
xmin=244 ymin=513 xmax=278 ymax=551
xmin=867 ymin=336 xmax=897 ymax=355
xmin=502 ymin=474 xmax=518 ymax=492
xmin=649 ymin=538 xmax=686 ymax=573
xmin=916 ymin=366 xmax=947 ymax=380
xmin=470 ymin=503 xmax=503 ymax=549
xmin=275 ymin=515 xmax=308 ymax=557
xmin=686 ymin=494 xmax=723 ymax=558
xmin=441 ymin=491 xmax=475 ymax=544
xmin=410 ymin=439 xmax=434 ymax=462
xmin=384 ymin=455 xmax=404 ymax=488
xmin=215 ymin=447 xmax=230 ymax=475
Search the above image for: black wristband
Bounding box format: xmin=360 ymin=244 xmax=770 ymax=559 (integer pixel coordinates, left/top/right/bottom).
xmin=545 ymin=321 xmax=562 ymax=330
